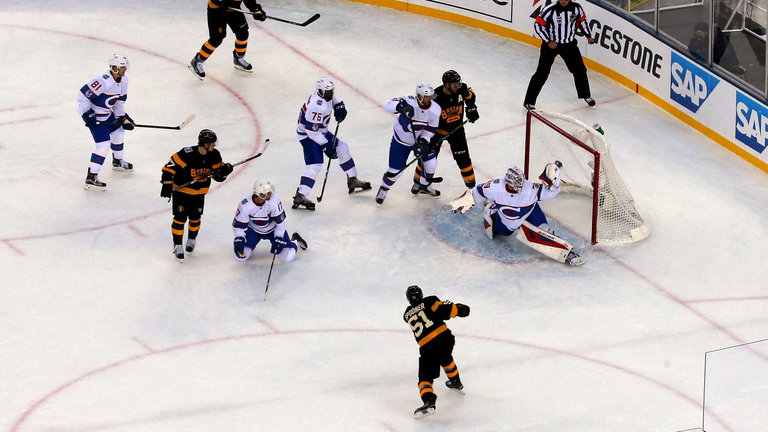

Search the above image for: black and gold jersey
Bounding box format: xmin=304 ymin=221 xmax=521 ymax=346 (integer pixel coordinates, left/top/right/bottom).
xmin=432 ymin=83 xmax=477 ymax=135
xmin=161 ymin=146 xmax=224 ymax=195
xmin=403 ymin=295 xmax=460 ymax=347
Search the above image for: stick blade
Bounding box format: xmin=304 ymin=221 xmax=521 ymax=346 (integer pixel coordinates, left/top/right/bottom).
xmin=178 ymin=114 xmax=196 ymax=130
xmin=302 ymin=13 xmax=320 ymax=26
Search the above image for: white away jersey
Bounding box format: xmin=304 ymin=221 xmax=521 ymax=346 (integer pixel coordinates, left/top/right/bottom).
xmin=232 ymin=193 xmax=287 ymax=237
xmin=472 ymin=178 xmax=560 ymax=231
xmin=77 ymin=71 xmax=128 ymax=121
xmin=296 ymin=91 xmax=340 ymax=145
xmin=384 ymin=95 xmax=441 ymax=146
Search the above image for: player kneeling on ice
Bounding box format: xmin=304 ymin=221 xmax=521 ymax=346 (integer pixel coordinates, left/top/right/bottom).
xmin=449 ymin=162 xmax=584 ymax=266
xmin=232 ymin=179 xmax=308 ymax=262
xmin=404 ymin=285 xmax=470 ymax=418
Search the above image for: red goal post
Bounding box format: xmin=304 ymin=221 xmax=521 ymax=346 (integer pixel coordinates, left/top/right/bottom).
xmin=524 ymin=109 xmax=650 ymax=245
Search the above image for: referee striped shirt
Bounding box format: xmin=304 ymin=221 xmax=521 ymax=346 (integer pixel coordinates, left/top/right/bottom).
xmin=534 ymin=0 xmax=592 ymax=44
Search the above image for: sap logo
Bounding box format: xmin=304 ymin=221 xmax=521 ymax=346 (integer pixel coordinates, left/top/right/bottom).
xmin=670 ymin=52 xmax=719 ymax=113
xmin=735 ymin=92 xmax=768 ymax=153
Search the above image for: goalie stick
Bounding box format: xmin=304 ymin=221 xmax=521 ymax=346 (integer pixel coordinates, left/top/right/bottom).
xmin=96 ymin=114 xmax=195 ymax=131
xmin=228 ymin=7 xmax=321 ymax=27
xmin=171 ymin=138 xmax=270 ymax=193
xmin=385 ymin=119 xmax=468 ymax=179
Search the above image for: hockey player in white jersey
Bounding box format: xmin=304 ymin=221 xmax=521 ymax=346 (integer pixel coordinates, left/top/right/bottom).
xmin=376 ymin=82 xmax=442 ymax=205
xmin=292 ymin=77 xmax=371 ymax=210
xmin=233 ymin=180 xmax=307 ymax=263
xmin=449 ymin=162 xmax=584 ymax=266
xmin=77 ymin=53 xmax=136 ymax=191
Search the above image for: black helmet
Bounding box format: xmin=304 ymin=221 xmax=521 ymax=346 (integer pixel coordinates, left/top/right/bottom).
xmin=406 ymin=285 xmax=423 ymax=306
xmin=442 ymin=69 xmax=461 ymax=85
xmin=198 ymin=129 xmax=217 ymax=146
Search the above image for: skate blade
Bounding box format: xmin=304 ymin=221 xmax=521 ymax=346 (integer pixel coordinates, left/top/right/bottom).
xmin=568 ymin=257 xmax=585 ymax=266
xmin=413 ymin=407 xmax=435 ymax=418
xmin=187 ymin=65 xmax=205 ymax=80
xmin=83 ymin=184 xmax=107 ymax=192
xmin=348 ymin=186 xmax=372 ymax=194
xmin=112 ymin=167 xmax=133 ymax=172
xmin=233 ymin=65 xmax=253 ymax=73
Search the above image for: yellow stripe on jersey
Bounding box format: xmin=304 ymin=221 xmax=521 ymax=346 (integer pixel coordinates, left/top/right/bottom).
xmin=417 ymin=324 xmax=447 ymax=347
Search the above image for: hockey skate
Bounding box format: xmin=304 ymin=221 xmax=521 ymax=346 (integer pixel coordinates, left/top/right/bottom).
xmin=292 ymin=189 xmax=315 ymax=211
xmin=413 ymin=395 xmax=436 ymax=419
xmin=173 ymin=244 xmax=185 ymax=262
xmin=565 ymin=251 xmax=585 ymax=266
xmin=112 ymin=157 xmax=134 ymax=172
xmin=446 ymin=378 xmax=464 ymax=391
xmin=188 ymin=54 xmax=206 ymax=80
xmin=584 ymin=97 xmax=597 ymax=109
xmin=347 ymin=177 xmax=371 ymax=194
xmin=291 ymin=232 xmax=308 ymax=250
xmin=84 ymin=169 xmax=106 ymax=191
xmin=375 ymin=187 xmax=388 ymax=205
xmin=185 ymin=238 xmax=197 ymax=253
xmin=232 ymin=51 xmax=253 ymax=72
xmin=411 ymin=183 xmax=441 ymax=197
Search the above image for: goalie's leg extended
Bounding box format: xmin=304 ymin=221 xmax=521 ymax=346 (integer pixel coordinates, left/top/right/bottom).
xmin=515 ymin=221 xmax=584 ymax=266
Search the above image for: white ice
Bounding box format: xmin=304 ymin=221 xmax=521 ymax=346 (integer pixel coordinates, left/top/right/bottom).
xmin=1 ymin=0 xmax=767 ymax=431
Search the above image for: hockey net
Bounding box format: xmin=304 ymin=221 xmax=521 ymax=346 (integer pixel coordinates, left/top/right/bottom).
xmin=525 ymin=109 xmax=650 ymax=245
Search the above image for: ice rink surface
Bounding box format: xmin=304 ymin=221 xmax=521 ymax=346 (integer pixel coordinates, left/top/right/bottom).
xmin=1 ymin=0 xmax=767 ymax=431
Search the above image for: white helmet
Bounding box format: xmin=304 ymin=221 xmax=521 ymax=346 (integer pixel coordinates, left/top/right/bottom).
xmin=504 ymin=166 xmax=524 ymax=193
xmin=415 ymin=82 xmax=434 ymax=99
xmin=253 ymin=179 xmax=274 ymax=197
xmin=108 ymin=53 xmax=129 ymax=71
xmin=316 ymin=77 xmax=335 ymax=100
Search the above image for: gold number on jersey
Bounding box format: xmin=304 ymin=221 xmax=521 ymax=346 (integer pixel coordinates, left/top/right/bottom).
xmin=408 ymin=310 xmax=435 ymax=337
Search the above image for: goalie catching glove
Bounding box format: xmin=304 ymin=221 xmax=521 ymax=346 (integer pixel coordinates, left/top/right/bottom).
xmin=539 ymin=160 xmax=562 ymax=190
xmin=449 ymin=189 xmax=476 ymax=214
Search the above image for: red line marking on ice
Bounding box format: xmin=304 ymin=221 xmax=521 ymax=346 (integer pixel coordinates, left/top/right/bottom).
xmin=254 ymin=316 xmax=279 ymax=333
xmin=9 ymin=328 xmax=732 ymax=432
xmin=127 ymin=224 xmax=145 ymax=237
xmin=0 ymin=23 xmax=261 ymax=244
xmin=0 ymin=116 xmax=53 ymax=127
xmin=0 ymin=105 xmax=43 ymax=113
xmin=132 ymin=337 xmax=155 ymax=353
xmin=684 ymin=296 xmax=768 ymax=303
xmin=2 ymin=240 xmax=24 ymax=255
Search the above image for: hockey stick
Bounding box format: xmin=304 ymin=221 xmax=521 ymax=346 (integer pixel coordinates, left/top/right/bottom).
xmin=316 ymin=122 xmax=340 ymax=203
xmin=171 ymin=138 xmax=270 ymax=192
xmin=263 ymin=252 xmax=278 ymax=301
xmin=95 ymin=114 xmax=195 ymax=130
xmin=385 ymin=119 xmax=468 ymax=179
xmin=228 ymin=7 xmax=321 ymax=27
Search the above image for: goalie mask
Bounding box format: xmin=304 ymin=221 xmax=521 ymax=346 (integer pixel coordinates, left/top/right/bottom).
xmin=406 ymin=285 xmax=423 ymax=306
xmin=316 ymin=77 xmax=335 ymax=101
xmin=505 ymin=166 xmax=524 ymax=193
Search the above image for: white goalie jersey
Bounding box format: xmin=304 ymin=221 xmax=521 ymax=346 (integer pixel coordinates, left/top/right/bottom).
xmin=472 ymin=178 xmax=560 ymax=232
xmin=232 ymin=193 xmax=287 ymax=238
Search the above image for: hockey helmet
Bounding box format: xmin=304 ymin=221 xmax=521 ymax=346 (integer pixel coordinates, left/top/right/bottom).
xmin=442 ymin=69 xmax=461 ymax=85
xmin=253 ymin=179 xmax=274 ymax=198
xmin=406 ymin=285 xmax=423 ymax=306
xmin=415 ymin=82 xmax=434 ymax=108
xmin=108 ymin=53 xmax=129 ymax=72
xmin=316 ymin=77 xmax=335 ymax=101
xmin=198 ymin=129 xmax=217 ymax=147
xmin=505 ymin=166 xmax=524 ymax=193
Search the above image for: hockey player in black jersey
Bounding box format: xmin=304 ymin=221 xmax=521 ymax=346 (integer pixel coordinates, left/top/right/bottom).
xmin=403 ymin=285 xmax=470 ymax=418
xmin=413 ymin=70 xmax=479 ymax=192
xmin=160 ymin=129 xmax=233 ymax=261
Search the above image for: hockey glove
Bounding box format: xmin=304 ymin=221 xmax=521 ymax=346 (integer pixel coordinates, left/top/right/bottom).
xmin=395 ymin=99 xmax=414 ymax=119
xmin=234 ymin=236 xmax=247 ymax=258
xmin=249 ymin=3 xmax=267 ymax=21
xmin=428 ymin=134 xmax=444 ymax=153
xmin=81 ymin=109 xmax=97 ymax=127
xmin=456 ymin=304 xmax=470 ymax=317
xmin=121 ymin=114 xmax=135 ymax=130
xmin=322 ymin=143 xmax=338 ymax=160
xmin=160 ymin=181 xmax=173 ymax=198
xmin=333 ymin=101 xmax=347 ymax=123
xmin=539 ymin=160 xmax=562 ymax=190
xmin=270 ymin=236 xmax=288 ymax=254
xmin=216 ymin=162 xmax=233 ymax=177
xmin=413 ymin=137 xmax=429 ymax=158
xmin=466 ymin=106 xmax=479 ymax=123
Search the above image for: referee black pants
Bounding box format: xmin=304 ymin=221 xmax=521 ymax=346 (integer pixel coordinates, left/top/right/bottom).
xmin=524 ymin=40 xmax=591 ymax=106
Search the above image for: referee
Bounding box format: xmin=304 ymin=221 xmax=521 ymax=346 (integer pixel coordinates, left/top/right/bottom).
xmin=523 ymin=0 xmax=596 ymax=110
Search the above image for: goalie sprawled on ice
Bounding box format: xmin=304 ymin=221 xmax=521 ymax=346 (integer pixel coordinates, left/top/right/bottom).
xmin=449 ymin=162 xmax=584 ymax=266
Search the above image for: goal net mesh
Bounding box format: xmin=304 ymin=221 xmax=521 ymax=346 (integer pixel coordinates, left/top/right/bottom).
xmin=525 ymin=110 xmax=649 ymax=244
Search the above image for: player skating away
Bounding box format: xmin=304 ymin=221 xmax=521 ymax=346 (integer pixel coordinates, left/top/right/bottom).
xmin=413 ymin=70 xmax=479 ymax=190
xmin=78 ymin=54 xmax=135 ymax=190
xmin=189 ymin=0 xmax=267 ymax=79
xmin=376 ymin=83 xmax=442 ymax=205
xmin=160 ymin=129 xmax=233 ymax=261
xmin=450 ymin=162 xmax=584 ymax=266
xmin=233 ymin=180 xmax=307 ymax=262
xmin=292 ymin=77 xmax=370 ymax=210
xmin=403 ymin=285 xmax=470 ymax=418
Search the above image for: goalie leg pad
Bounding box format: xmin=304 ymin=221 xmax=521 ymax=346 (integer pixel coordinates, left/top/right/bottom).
xmin=515 ymin=221 xmax=573 ymax=264
xmin=483 ymin=201 xmax=497 ymax=239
